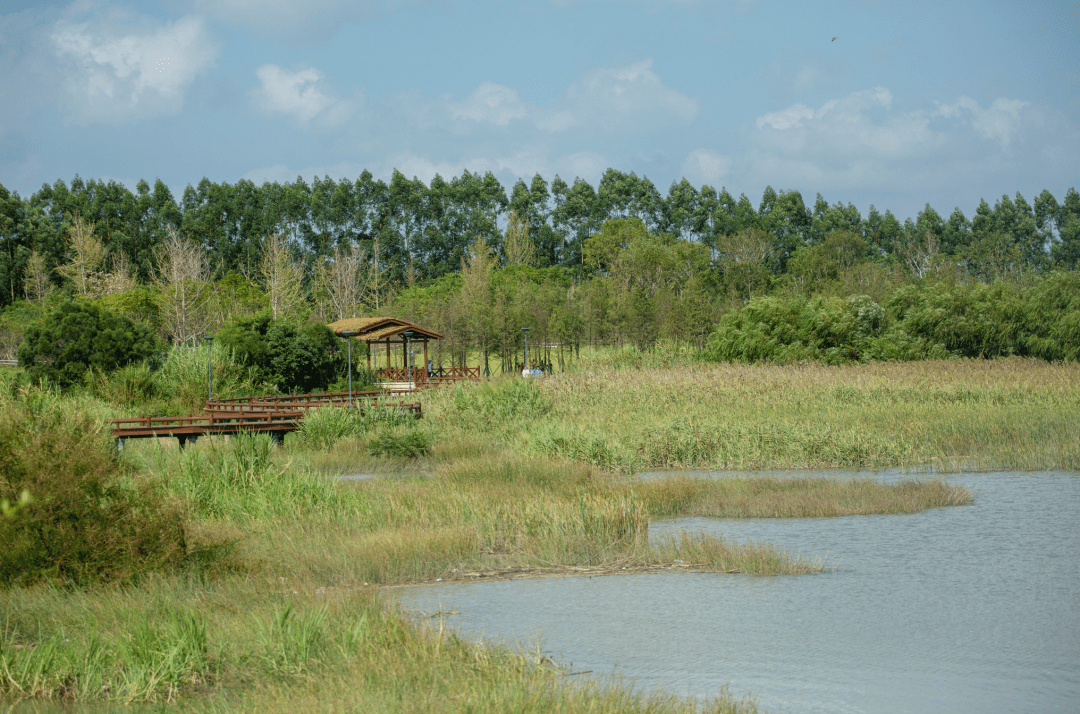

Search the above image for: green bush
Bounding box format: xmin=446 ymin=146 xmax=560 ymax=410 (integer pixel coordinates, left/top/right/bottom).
xmin=702 ymin=275 xmax=1080 ymax=364
xmin=702 ymin=294 xmax=889 ymax=364
xmin=18 ymin=301 xmax=162 ymax=388
xmin=266 ymin=321 xmax=338 ymax=393
xmin=888 ymin=273 xmax=1080 ymax=360
xmin=216 ymin=312 xmax=344 ymax=394
xmin=367 ymin=429 xmax=430 ymax=459
xmin=0 ymin=390 xmax=186 ymax=586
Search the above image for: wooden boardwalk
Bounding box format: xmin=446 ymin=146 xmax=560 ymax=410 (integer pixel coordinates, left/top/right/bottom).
xmin=110 ymin=390 xmax=423 ymax=448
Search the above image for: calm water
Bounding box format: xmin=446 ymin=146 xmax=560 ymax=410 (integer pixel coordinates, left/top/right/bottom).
xmin=391 ymin=471 xmax=1080 ymax=713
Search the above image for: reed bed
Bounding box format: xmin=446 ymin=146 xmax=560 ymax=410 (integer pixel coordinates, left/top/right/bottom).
xmin=638 ymin=476 xmax=972 ymax=518
xmin=423 ymin=358 xmax=1080 ymax=472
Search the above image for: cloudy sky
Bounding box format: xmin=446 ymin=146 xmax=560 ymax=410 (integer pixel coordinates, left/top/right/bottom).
xmin=1 ymin=0 xmax=1077 ymax=220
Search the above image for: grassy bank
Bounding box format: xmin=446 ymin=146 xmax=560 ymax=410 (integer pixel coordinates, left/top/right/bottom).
xmin=0 ymin=360 xmax=1007 ymax=710
xmin=1 ymin=575 xmax=760 ymax=713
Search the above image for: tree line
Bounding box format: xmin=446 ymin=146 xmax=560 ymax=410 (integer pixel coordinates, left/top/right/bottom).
xmin=2 ymin=169 xmax=1079 ymax=373
xmin=1 ymin=170 xmax=1078 ymax=309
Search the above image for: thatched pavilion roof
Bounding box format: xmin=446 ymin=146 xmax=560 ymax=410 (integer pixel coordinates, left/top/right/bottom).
xmin=326 ymin=317 xmax=443 ymax=342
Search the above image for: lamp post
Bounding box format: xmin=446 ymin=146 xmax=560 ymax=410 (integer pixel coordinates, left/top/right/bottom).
xmin=401 ymin=330 xmax=416 ymax=391
xmin=340 ymin=331 xmax=357 ymax=409
xmin=522 ymin=327 xmax=530 ymax=374
xmin=203 ymin=334 xmax=214 ymax=402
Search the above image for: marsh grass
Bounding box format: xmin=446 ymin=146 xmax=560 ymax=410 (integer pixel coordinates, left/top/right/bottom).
xmin=637 ymin=475 xmax=972 ymax=518
xmin=649 ymin=531 xmax=823 ymax=575
xmin=424 ymin=358 xmax=1080 ymax=472
xmin=0 ymin=576 xmax=759 ymax=712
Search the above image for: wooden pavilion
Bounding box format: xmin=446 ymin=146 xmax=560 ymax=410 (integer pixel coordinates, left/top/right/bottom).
xmin=326 ymin=317 xmax=479 ymax=388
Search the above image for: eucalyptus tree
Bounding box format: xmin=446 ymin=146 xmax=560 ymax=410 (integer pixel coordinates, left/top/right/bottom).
xmin=180 ymin=178 xmax=234 ymax=275
xmin=0 ymin=184 xmax=27 ymax=306
xmin=1051 ymin=188 xmax=1080 ymax=268
xmin=664 ymin=178 xmax=704 ymax=241
xmin=808 ymin=194 xmax=862 ymax=244
xmin=939 ymin=207 xmax=972 ymax=256
xmin=133 ymin=179 xmax=182 ymax=281
xmin=509 ymin=174 xmax=559 ymax=267
xmin=263 ymin=177 xmax=316 ymax=271
xmin=754 ymin=187 xmax=811 ymax=273
xmin=353 ymin=171 xmax=390 ymax=304
xmin=864 ymin=205 xmax=905 ymax=258
xmin=551 ymin=176 xmax=600 ymax=269
xmin=418 ymin=173 xmax=460 ymax=279
xmin=596 ymin=169 xmax=665 ymax=232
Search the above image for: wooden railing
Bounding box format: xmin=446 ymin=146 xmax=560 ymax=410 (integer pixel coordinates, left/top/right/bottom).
xmin=205 ymin=398 xmax=422 ymax=418
xmin=375 ymin=366 xmax=480 ymax=386
xmin=110 ymin=410 xmax=304 ymax=438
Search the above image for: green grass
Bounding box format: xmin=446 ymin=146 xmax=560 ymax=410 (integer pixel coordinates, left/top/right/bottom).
xmin=421 ymin=357 xmax=1080 ymax=473
xmin=6 ymin=357 xmax=1039 ymax=711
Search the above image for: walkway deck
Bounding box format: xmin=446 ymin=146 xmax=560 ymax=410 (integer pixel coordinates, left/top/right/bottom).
xmin=110 ymin=390 xmax=423 ymax=448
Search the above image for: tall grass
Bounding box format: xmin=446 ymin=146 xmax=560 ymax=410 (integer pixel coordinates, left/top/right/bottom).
xmin=424 ymin=358 xmax=1080 ymax=472
xmin=0 ymin=577 xmax=760 ymax=712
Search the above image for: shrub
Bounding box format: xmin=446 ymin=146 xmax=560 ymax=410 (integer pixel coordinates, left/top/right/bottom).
xmin=18 ymin=301 xmax=162 ymax=388
xmin=0 ymin=390 xmax=186 ymax=586
xmin=367 ymin=429 xmax=431 ymax=459
xmin=266 ymin=321 xmax=338 ymax=393
xmin=155 ymin=342 xmax=261 ymax=414
xmin=216 ymin=312 xmax=343 ymax=393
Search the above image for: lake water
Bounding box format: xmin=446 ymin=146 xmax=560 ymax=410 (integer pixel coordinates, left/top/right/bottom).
xmin=391 ymin=471 xmax=1080 ymax=713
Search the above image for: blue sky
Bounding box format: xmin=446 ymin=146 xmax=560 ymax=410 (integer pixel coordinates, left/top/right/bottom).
xmin=1 ymin=0 xmax=1077 ymax=221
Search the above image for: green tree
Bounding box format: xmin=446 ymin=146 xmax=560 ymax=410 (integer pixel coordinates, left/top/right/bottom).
xmin=18 ymin=301 xmax=162 ymax=387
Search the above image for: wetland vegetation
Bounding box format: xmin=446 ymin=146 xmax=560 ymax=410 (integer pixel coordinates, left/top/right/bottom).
xmin=19 ymin=354 xmax=1076 ymax=710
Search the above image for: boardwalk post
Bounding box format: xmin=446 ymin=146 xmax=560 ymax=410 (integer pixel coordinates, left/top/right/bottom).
xmin=204 ymin=333 xmax=215 ymax=402
xmin=402 ymin=330 xmax=416 ymax=390
xmin=341 ymin=331 xmax=357 ymax=409
xmin=522 ymin=327 xmax=530 ymax=373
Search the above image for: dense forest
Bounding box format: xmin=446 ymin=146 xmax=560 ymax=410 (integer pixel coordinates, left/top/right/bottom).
xmin=1 ymin=169 xmax=1079 ymax=374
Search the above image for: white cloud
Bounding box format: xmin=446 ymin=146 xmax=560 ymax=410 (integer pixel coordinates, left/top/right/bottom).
xmin=536 ymin=110 xmax=576 ymax=133
xmin=253 ymin=64 xmax=352 ymax=125
xmin=568 ymin=59 xmax=697 ymax=130
xmin=935 ymin=96 xmax=1029 ymax=148
xmin=448 ymin=82 xmax=527 ymax=127
xmin=681 ymin=148 xmax=732 ymax=184
xmin=746 ymin=87 xmax=946 ymax=191
xmin=50 ymin=12 xmax=217 ymax=123
xmin=743 ymin=87 xmax=1078 ymax=206
xmin=192 ymin=0 xmax=385 ymax=35
xmin=554 ymin=151 xmax=609 ymax=182
xmin=752 ymin=87 xmax=939 ymax=167
xmin=756 ymin=103 xmax=815 ymax=131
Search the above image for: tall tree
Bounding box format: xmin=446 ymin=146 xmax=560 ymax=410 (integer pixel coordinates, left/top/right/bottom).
xmin=153 ymin=228 xmax=212 ymax=346
xmin=259 ymin=234 xmax=306 ymax=321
